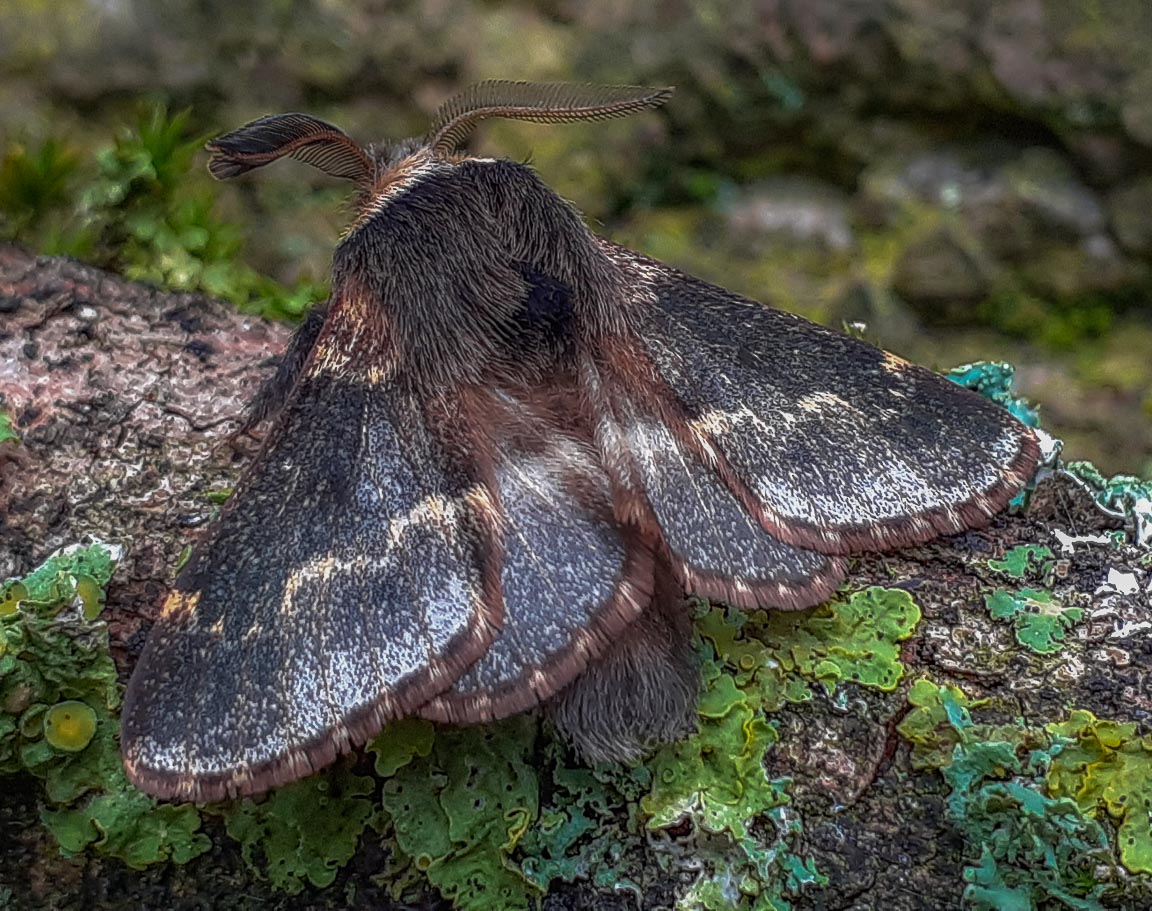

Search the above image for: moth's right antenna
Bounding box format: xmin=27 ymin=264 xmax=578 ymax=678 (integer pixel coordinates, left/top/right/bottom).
xmin=427 ymin=80 xmax=674 ymax=157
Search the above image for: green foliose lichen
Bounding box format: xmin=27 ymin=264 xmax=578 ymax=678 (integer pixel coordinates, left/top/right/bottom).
xmin=372 ymin=716 xmax=542 ymax=911
xmin=641 ymin=657 xmax=812 ymax=911
xmin=0 ymin=540 xmax=120 ymax=620
xmin=756 ymin=586 xmax=920 ymax=696
xmin=984 ymin=588 xmax=1082 ymax=654
xmin=518 ymin=751 xmax=650 ymax=897
xmin=643 ymin=662 xmax=786 ymax=841
xmin=636 ymin=587 xmax=919 ymax=910
xmin=1046 ymin=711 xmax=1152 ymax=876
xmin=42 ymin=766 xmax=210 ymax=870
xmin=343 ymin=587 xmax=920 ymax=911
xmin=898 ymin=681 xmax=1119 ymax=909
xmin=222 ymin=767 xmax=378 ymax=893
xmin=987 ymin=544 xmax=1056 ymax=581
xmin=2 ymin=540 xmax=926 ymax=907
xmin=982 ymin=544 xmax=1081 ymax=654
xmin=946 ymin=362 xmax=1041 ymax=429
xmin=1064 ymin=461 xmax=1152 ymax=545
xmin=2 ymin=542 xmax=211 ymax=869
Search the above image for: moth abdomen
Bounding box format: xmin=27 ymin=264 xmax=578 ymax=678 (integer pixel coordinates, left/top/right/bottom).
xmin=547 ymin=562 xmax=698 ymax=764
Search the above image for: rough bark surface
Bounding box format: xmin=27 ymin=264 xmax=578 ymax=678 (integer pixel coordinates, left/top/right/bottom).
xmin=1 ymin=246 xmax=1150 ymax=910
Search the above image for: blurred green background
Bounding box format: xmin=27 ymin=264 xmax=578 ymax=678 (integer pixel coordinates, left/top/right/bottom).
xmin=1 ymin=0 xmax=1150 ymax=474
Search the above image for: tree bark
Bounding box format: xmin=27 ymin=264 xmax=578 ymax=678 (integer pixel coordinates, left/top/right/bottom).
xmin=1 ymin=246 xmax=1149 ymax=910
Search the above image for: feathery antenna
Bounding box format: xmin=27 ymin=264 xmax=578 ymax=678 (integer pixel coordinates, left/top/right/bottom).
xmin=428 ymin=81 xmax=673 ymax=156
xmin=206 ymin=113 xmax=374 ymax=185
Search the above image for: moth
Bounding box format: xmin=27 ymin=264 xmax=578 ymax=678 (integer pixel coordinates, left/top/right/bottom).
xmin=121 ymin=81 xmax=1040 ymax=803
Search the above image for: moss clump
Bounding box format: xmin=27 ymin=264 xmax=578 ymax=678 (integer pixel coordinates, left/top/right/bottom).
xmin=0 ymin=410 xmax=20 ymax=446
xmin=0 ymin=108 xmax=325 ymax=321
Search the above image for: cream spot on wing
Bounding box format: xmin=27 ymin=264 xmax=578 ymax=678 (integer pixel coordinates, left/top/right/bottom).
xmin=796 ymin=391 xmax=851 ymax=414
xmin=160 ymin=591 xmax=199 ymax=620
xmin=882 ymin=350 xmax=913 ymax=373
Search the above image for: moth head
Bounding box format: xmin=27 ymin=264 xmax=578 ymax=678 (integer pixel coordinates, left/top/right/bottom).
xmin=204 ymin=80 xmax=673 ymax=216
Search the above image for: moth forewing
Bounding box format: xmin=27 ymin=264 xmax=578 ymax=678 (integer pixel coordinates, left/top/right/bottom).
xmin=596 ymin=243 xmax=1041 ymax=556
xmin=121 ymin=326 xmax=505 ymax=803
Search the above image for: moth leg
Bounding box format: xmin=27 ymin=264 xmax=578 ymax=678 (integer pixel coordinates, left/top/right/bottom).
xmin=547 ymin=561 xmax=699 ymax=763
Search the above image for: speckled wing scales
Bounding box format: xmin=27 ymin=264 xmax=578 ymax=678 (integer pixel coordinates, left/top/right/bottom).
xmin=121 ymin=374 xmax=500 ymax=804
xmin=420 ymin=388 xmax=654 ymax=723
xmin=609 ymin=247 xmax=1041 ymax=555
xmin=603 ymin=384 xmax=849 ymax=610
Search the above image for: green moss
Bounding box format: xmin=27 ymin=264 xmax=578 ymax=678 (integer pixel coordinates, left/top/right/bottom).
xmin=0 ymin=108 xmax=325 ymax=321
xmin=979 ymin=289 xmax=1117 ymax=351
xmin=2 ymin=542 xmax=211 ymax=869
xmin=0 ymin=411 xmax=20 ymax=446
xmin=222 ymin=768 xmax=377 ymax=893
